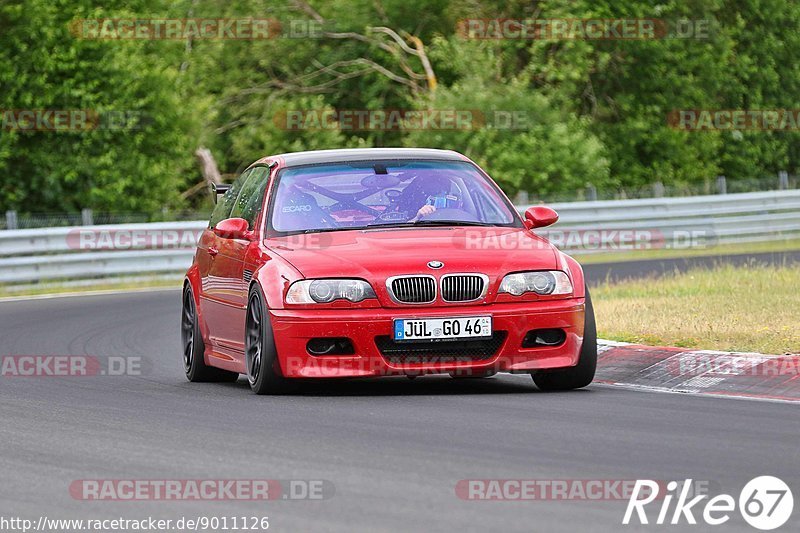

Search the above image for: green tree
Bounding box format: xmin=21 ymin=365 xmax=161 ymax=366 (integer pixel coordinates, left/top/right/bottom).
xmin=0 ymin=0 xmax=191 ymax=214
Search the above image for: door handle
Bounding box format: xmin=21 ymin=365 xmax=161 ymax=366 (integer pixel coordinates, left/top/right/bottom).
xmin=208 ymin=246 xmax=219 ymax=257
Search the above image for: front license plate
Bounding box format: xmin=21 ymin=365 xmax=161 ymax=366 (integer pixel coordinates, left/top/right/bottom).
xmin=393 ymin=316 xmax=492 ymax=342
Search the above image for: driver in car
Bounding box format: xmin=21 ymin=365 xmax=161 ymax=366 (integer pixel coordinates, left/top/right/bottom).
xmin=404 ymin=175 xmax=460 ymax=222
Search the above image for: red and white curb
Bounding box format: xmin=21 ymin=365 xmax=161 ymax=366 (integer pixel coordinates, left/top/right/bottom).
xmin=595 ymin=340 xmax=800 ymax=403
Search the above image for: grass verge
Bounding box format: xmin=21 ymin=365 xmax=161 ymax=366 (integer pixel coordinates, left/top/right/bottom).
xmin=593 ymin=264 xmax=800 ymax=355
xmin=0 ymin=276 xmax=180 ymax=299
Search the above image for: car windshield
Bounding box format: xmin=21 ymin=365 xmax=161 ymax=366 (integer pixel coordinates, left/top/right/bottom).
xmin=269 ymin=160 xmax=520 ymax=235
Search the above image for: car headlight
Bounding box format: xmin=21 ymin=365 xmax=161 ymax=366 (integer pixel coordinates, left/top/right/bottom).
xmin=285 ymin=279 xmax=377 ymax=304
xmin=498 ymin=271 xmax=572 ymax=296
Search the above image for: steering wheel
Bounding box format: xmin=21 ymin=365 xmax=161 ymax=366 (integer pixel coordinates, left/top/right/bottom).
xmin=328 ymin=201 xmax=381 ymax=217
xmin=377 ymin=210 xmax=408 ymax=222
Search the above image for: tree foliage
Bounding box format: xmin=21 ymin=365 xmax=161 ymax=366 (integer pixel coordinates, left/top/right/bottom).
xmin=1 ymin=0 xmax=799 ymax=214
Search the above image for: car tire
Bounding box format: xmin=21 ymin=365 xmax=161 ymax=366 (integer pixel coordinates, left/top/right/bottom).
xmin=245 ymin=284 xmax=295 ymax=395
xmin=532 ymin=286 xmax=597 ymax=391
xmin=182 ymin=284 xmax=239 ymax=383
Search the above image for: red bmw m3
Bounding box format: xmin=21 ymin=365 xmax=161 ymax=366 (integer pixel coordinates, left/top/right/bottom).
xmin=182 ymin=148 xmax=596 ymax=394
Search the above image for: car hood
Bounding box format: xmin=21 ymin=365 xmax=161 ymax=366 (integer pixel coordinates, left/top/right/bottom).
xmin=265 ymin=226 xmax=559 ymax=280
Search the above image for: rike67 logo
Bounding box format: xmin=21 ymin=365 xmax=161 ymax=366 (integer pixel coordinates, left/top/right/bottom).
xmin=624 ymin=476 xmax=793 ymax=530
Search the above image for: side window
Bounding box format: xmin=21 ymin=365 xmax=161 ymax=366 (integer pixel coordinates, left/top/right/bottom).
xmin=208 ymin=169 xmax=251 ymax=228
xmin=230 ymin=166 xmax=270 ymax=230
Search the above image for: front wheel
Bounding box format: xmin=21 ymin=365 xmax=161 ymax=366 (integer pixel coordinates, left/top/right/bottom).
xmin=245 ymin=284 xmax=295 ymax=395
xmin=532 ymin=286 xmax=597 ymax=391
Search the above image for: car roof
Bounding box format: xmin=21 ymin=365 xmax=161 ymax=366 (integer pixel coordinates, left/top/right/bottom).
xmin=257 ymin=148 xmax=468 ymax=168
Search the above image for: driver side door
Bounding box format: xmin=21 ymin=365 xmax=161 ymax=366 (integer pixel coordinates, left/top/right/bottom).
xmin=204 ymin=167 xmax=270 ymax=357
xmin=199 ymin=169 xmax=249 ymax=354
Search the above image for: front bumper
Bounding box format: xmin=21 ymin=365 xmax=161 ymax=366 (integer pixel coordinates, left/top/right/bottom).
xmin=269 ymin=299 xmax=586 ymax=378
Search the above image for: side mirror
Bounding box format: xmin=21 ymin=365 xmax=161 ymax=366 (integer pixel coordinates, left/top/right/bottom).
xmin=210 ymin=183 xmax=231 ymax=204
xmin=523 ymin=206 xmax=559 ymax=229
xmin=213 ymin=217 xmax=252 ymax=240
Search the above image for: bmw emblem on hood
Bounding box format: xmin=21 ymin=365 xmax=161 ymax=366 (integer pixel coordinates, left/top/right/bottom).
xmin=427 ymin=260 xmax=444 ymax=269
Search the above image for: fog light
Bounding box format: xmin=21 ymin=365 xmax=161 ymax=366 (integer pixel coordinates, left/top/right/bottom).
xmin=522 ymin=329 xmax=566 ymax=348
xmin=306 ymin=338 xmax=355 ymax=356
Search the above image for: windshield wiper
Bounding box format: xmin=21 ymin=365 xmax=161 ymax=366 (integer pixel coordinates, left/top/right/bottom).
xmin=300 ymin=227 xmax=347 ymax=234
xmin=292 ymin=220 xmax=497 ymax=235
xmin=364 ymin=220 xmax=495 ymax=230
xmin=413 ymin=220 xmax=494 ymax=227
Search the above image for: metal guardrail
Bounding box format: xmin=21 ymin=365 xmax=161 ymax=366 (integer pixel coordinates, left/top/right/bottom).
xmin=1 ymin=190 xmax=799 ymax=283
xmin=537 ymin=189 xmax=800 ymax=253
xmin=0 ymin=221 xmax=205 ymax=257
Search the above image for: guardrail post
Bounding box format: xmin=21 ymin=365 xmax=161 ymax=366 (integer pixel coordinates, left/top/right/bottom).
xmin=5 ymin=210 xmax=18 ymax=230
xmin=513 ymin=191 xmax=529 ymax=205
xmin=81 ymin=208 xmax=93 ymax=226
xmin=653 ymin=181 xmax=665 ymax=198
xmin=716 ymin=175 xmax=727 ymax=194
xmin=779 ymin=171 xmax=789 ymax=190
xmin=586 ymin=184 xmax=597 ymax=201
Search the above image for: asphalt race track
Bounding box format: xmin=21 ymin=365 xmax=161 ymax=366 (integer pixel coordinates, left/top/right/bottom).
xmin=1 ymin=290 xmax=798 ymax=532
xmin=583 ymin=249 xmax=800 ymax=285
